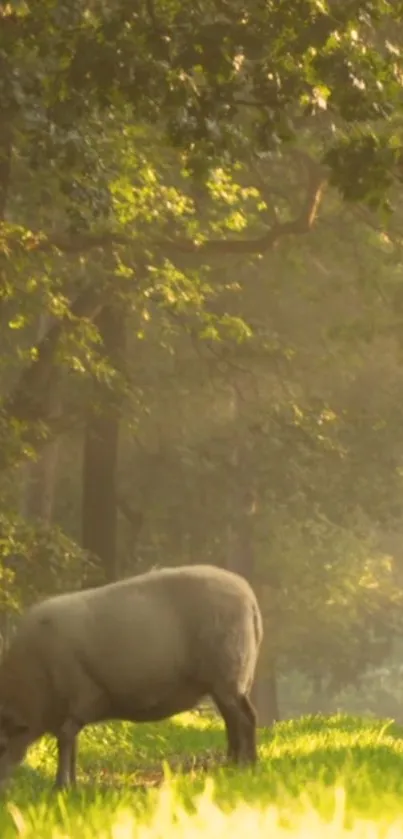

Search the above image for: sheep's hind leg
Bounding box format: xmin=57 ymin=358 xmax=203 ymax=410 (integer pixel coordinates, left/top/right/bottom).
xmin=212 ymin=695 xmax=240 ymax=762
xmin=239 ymin=694 xmax=257 ymax=763
xmin=212 ymin=691 xmax=257 ymax=766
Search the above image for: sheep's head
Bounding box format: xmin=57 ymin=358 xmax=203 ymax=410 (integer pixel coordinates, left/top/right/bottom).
xmin=0 ymin=707 xmax=30 ymax=788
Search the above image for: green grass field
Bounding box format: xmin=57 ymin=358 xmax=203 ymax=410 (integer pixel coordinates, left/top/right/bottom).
xmin=1 ymin=712 xmax=403 ymax=837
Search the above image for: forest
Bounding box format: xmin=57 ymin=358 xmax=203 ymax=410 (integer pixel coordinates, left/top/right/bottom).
xmin=1 ymin=0 xmax=403 ymax=732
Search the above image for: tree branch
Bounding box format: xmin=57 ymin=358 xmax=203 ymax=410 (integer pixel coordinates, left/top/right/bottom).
xmin=4 ymin=284 xmax=107 ymax=426
xmin=25 ymin=231 xmax=130 ymax=254
xmin=0 ymin=171 xmax=326 ymax=471
xmin=168 ymin=170 xmax=326 ymax=254
xmin=17 ymin=172 xmax=326 ymax=260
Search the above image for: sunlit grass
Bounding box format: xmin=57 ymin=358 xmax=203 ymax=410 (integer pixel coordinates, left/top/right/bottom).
xmin=2 ymin=713 xmax=403 ymax=837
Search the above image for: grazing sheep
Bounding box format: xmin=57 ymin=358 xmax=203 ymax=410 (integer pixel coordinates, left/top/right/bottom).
xmin=0 ymin=564 xmax=263 ymax=790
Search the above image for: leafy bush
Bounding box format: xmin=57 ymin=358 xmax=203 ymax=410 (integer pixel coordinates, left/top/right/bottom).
xmin=0 ymin=511 xmax=103 ymax=615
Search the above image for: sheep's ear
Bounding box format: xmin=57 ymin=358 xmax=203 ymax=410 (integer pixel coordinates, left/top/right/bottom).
xmin=0 ymin=708 xmax=28 ymax=737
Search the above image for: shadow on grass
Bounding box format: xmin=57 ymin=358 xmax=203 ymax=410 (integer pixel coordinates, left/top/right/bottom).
xmin=77 ymin=717 xmax=227 ymax=775
xmin=6 ymin=718 xmax=228 ymax=802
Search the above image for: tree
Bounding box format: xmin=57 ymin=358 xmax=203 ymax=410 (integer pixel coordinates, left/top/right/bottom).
xmin=82 ymin=302 xmax=127 ymax=580
xmin=0 ymin=1 xmax=400 ymax=484
xmin=1 ymin=0 xmax=403 ymax=716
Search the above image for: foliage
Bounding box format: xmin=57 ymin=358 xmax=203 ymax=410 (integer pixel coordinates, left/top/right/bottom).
xmin=279 ymin=661 xmax=403 ymax=722
xmin=0 ymin=511 xmax=102 ymax=613
xmin=2 ymin=1 xmax=402 ymax=175
xmin=114 ymin=200 xmax=403 ymax=685
xmin=0 ymin=0 xmax=401 ymax=462
xmin=0 ymin=0 xmax=403 ymax=701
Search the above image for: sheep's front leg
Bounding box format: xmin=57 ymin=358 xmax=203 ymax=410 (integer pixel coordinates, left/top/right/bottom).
xmin=70 ymin=736 xmax=78 ymax=786
xmin=53 ymin=685 xmax=109 ymax=790
xmin=54 ymin=718 xmax=81 ymax=790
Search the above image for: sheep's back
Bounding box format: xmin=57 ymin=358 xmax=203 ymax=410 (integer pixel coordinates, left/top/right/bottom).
xmin=14 ymin=565 xmax=261 ymax=709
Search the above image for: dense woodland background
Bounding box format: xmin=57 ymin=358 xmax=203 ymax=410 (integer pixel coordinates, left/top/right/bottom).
xmin=1 ymin=0 xmax=403 ymax=725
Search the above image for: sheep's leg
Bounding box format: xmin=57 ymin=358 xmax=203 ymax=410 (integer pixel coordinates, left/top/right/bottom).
xmin=53 ymin=679 xmax=108 ymax=789
xmin=55 ymin=734 xmax=75 ymax=789
xmin=70 ymin=735 xmax=78 ymax=787
xmin=54 ymin=718 xmax=81 ymax=790
xmin=212 ymin=691 xmax=257 ymax=766
xmin=239 ymin=694 xmax=257 ymax=763
xmin=212 ymin=695 xmax=240 ymax=761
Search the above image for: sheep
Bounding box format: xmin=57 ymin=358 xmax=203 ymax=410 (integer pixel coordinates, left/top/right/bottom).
xmin=0 ymin=563 xmax=263 ymax=790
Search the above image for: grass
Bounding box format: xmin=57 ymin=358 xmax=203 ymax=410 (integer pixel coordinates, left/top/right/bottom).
xmin=2 ymin=712 xmax=403 ymax=836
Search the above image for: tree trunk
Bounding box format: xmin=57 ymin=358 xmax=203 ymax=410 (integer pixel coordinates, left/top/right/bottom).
xmin=0 ymin=113 xmax=11 ymax=221
xmin=20 ymin=315 xmax=61 ymax=523
xmin=0 ymin=109 xmax=14 ymax=651
xmin=310 ymin=674 xmax=327 ymax=714
xmin=227 ymin=502 xmax=280 ymax=725
xmin=251 ymin=655 xmax=280 ymax=726
xmin=81 ymin=303 xmax=125 ymax=582
xmin=224 ymin=413 xmax=281 ymax=726
xmin=21 ymin=441 xmax=60 ymax=522
xmin=0 ymin=104 xmax=12 ymax=340
xmin=82 ymin=407 xmax=120 ymax=580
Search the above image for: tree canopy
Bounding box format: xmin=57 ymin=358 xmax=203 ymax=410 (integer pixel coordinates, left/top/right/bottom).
xmin=1 ymin=0 xmax=403 ymax=720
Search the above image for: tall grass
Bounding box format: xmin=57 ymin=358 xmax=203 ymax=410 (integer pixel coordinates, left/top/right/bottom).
xmin=2 ymin=713 xmax=403 ymax=837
